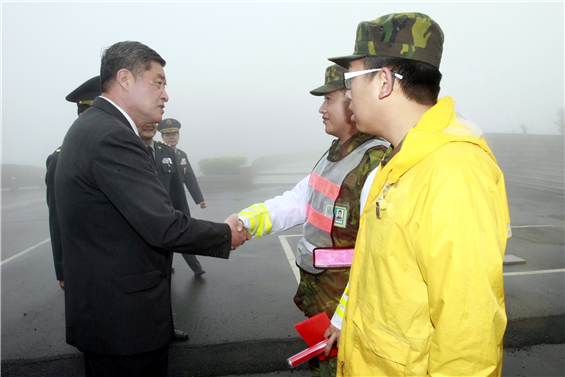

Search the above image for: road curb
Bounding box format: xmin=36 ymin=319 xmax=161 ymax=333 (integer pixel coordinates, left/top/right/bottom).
xmin=2 ymin=315 xmax=564 ymax=377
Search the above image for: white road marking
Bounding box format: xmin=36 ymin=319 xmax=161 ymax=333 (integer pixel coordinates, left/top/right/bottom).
xmin=504 ymin=268 xmax=565 ymax=276
xmin=512 ymin=225 xmax=563 ymax=228
xmin=1 ymin=198 xmax=46 ymax=210
xmin=278 ymin=235 xmax=301 ymax=283
xmin=277 ymin=235 xmax=564 ymax=281
xmin=1 ymin=238 xmax=50 ymax=265
xmin=0 ymin=198 xmax=47 ymax=211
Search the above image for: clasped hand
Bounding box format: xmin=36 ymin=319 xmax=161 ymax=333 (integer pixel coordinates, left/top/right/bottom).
xmin=224 ymin=214 xmax=251 ymax=250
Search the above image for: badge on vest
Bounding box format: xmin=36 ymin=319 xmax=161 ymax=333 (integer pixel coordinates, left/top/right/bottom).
xmin=162 ymin=157 xmax=173 ymax=165
xmin=325 ymin=205 xmax=348 ymax=228
xmin=180 ymin=158 xmax=187 ymax=165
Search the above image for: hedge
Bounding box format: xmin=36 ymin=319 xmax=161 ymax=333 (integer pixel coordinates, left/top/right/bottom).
xmin=198 ymin=156 xmax=247 ymax=176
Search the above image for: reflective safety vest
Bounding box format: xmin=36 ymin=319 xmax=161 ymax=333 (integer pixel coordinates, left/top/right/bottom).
xmin=296 ymin=138 xmax=385 ymax=274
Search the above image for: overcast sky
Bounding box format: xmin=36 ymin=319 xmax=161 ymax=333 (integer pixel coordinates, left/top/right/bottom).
xmin=2 ymin=2 xmax=563 ymax=169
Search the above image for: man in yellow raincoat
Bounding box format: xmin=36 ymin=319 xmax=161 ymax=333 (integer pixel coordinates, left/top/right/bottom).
xmin=328 ymin=13 xmax=512 ymax=376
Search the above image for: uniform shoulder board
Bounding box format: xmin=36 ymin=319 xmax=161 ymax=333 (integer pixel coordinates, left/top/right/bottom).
xmin=177 ymin=148 xmax=184 ymax=153
xmin=157 ymin=140 xmax=173 ymax=149
xmin=56 ymin=148 xmax=61 ymax=153
xmin=158 ymin=140 xmax=173 ymax=147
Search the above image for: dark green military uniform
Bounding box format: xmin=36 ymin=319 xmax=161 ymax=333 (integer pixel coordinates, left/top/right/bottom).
xmin=149 ymin=140 xmax=191 ymax=216
xmin=175 ymin=148 xmax=205 ymax=204
xmin=157 ymin=118 xmax=205 ymax=275
xmin=46 ymin=147 xmax=63 ymax=280
xmin=45 ymin=75 xmax=101 ymax=377
xmin=46 ymin=76 xmax=101 ymax=283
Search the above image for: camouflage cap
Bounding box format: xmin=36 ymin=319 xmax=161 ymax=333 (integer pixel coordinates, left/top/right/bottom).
xmin=329 ymin=13 xmax=444 ymax=69
xmin=309 ymin=64 xmax=348 ymax=96
xmin=157 ymin=118 xmax=181 ymax=133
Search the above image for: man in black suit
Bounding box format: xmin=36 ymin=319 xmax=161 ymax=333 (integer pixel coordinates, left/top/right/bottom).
xmin=55 ymin=41 xmax=249 ymax=376
xmin=46 ymin=75 xmax=101 ymax=292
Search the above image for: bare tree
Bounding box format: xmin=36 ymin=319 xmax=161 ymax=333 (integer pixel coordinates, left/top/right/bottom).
xmin=519 ymin=123 xmax=529 ymax=134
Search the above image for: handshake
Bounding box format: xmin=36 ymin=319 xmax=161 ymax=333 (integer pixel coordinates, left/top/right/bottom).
xmin=224 ymin=214 xmax=251 ymax=250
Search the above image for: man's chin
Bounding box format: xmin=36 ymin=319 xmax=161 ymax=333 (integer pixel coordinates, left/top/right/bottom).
xmin=152 ymin=113 xmax=164 ymax=123
xmin=355 ymin=122 xmax=367 ymax=134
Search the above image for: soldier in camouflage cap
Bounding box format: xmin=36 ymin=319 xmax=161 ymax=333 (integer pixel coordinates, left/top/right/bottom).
xmin=236 ymin=64 xmax=389 ymax=377
xmin=330 ymin=12 xmax=511 ymax=377
xmin=329 ymin=12 xmax=444 ymax=69
xmin=309 ymin=64 xmax=348 ymax=96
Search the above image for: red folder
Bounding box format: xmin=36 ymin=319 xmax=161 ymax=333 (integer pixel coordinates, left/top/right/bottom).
xmin=313 ymin=247 xmax=354 ymax=269
xmin=287 ymin=312 xmax=338 ymax=368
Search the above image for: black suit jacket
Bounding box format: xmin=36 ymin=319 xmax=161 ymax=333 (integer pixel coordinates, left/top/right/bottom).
xmin=55 ymin=97 xmax=231 ymax=355
xmin=176 ymin=148 xmax=204 ymax=204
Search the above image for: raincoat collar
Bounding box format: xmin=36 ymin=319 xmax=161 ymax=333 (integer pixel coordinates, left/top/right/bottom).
xmin=367 ymin=96 xmax=496 ymax=207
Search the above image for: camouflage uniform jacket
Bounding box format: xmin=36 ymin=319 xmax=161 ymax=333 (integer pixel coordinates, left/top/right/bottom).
xmin=238 ymin=132 xmax=388 ymax=271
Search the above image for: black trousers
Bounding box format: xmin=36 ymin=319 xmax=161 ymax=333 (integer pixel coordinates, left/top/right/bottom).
xmin=84 ymin=345 xmax=169 ymax=377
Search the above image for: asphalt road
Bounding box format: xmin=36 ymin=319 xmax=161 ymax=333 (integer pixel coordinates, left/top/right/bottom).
xmin=1 ymin=182 xmax=564 ymax=376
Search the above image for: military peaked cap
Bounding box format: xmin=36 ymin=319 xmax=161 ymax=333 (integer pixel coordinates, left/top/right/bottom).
xmin=158 ymin=118 xmax=181 ymax=133
xmin=65 ymin=76 xmax=101 ymax=105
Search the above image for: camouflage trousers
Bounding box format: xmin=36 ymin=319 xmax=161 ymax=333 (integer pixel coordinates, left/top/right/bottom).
xmin=293 ymin=268 xmax=349 ymax=377
xmin=308 ymin=355 xmax=337 ymax=377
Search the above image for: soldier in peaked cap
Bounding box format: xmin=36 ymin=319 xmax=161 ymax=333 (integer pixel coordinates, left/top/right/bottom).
xmin=45 ymin=75 xmax=101 ymax=377
xmin=137 ymin=121 xmax=196 ymax=342
xmin=236 ymin=64 xmax=389 ymax=377
xmin=328 ymin=13 xmax=511 ymax=376
xmin=46 ymin=75 xmax=102 ymax=292
xmin=157 ymin=118 xmax=207 ymax=277
xmin=65 ymin=76 xmax=102 ymax=116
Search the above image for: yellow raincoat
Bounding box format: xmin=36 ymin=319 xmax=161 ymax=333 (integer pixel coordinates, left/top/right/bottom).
xmin=337 ymin=97 xmax=511 ymax=377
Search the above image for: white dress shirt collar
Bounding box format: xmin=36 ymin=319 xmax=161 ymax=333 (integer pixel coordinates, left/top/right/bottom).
xmin=99 ymin=96 xmax=139 ymax=137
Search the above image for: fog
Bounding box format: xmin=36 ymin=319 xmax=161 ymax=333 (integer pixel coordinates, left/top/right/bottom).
xmin=2 ymin=2 xmax=563 ymax=170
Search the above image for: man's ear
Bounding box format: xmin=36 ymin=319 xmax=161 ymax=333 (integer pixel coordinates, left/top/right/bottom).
xmin=116 ymin=68 xmax=133 ymax=91
xmin=378 ymin=67 xmax=395 ymax=100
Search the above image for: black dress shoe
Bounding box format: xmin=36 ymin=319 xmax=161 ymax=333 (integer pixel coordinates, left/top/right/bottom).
xmin=173 ymin=327 xmax=189 ymax=341
xmin=194 ymin=269 xmax=206 ymax=277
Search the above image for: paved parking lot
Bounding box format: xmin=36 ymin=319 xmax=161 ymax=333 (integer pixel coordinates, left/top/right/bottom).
xmin=1 ymin=181 xmax=563 ymax=376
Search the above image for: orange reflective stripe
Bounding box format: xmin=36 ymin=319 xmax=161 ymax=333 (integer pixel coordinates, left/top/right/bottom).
xmin=305 ymin=203 xmax=333 ymax=233
xmin=309 ymin=172 xmax=340 ymax=201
